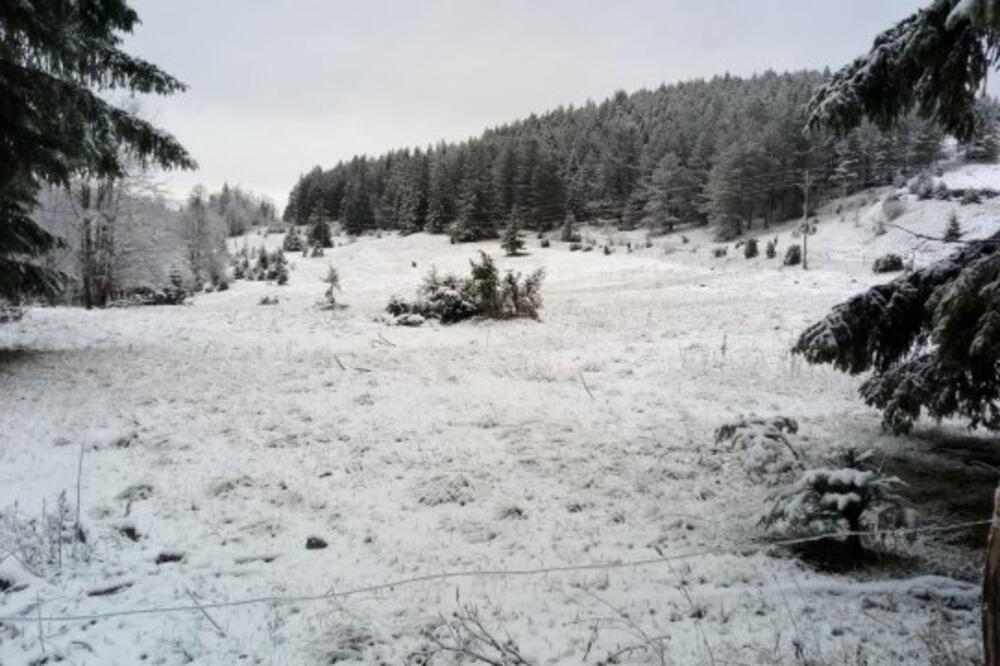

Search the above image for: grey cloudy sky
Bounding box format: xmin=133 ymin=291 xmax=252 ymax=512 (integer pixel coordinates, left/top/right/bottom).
xmin=125 ymin=0 xmax=927 ymax=211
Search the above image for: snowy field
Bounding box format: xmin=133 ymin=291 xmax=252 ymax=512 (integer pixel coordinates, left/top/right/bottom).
xmin=3 ymin=174 xmax=1000 ymax=664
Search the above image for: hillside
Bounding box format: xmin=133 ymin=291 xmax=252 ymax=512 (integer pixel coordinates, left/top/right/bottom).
xmin=284 ymin=71 xmax=952 ymax=242
xmin=1 ymin=169 xmax=998 ymax=664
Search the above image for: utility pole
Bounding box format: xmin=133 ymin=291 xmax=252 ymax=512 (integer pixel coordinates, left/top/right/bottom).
xmin=800 ymin=169 xmax=812 ymax=270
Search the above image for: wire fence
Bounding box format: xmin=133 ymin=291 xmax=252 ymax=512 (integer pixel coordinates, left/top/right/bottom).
xmin=0 ymin=519 xmax=989 ymax=625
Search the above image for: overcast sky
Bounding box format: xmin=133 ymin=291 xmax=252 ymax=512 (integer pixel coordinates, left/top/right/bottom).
xmin=125 ymin=0 xmax=928 ymax=211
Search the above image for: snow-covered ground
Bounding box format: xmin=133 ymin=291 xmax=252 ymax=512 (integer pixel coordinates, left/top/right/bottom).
xmin=1 ymin=180 xmax=998 ymax=664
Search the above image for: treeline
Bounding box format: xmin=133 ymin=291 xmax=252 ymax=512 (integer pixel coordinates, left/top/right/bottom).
xmin=32 ymin=176 xmax=278 ymax=307
xmin=284 ymin=70 xmax=977 ymax=241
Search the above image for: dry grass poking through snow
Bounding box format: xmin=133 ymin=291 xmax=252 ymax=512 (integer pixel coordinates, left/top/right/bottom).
xmin=0 ymin=199 xmax=996 ymax=664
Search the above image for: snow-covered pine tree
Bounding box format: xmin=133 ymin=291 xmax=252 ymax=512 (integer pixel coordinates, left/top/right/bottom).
xmin=944 ymin=211 xmax=963 ymax=242
xmin=306 ymin=210 xmax=333 ymax=248
xmin=282 ymin=226 xmax=305 ymax=252
xmin=501 ymin=207 xmax=525 ymax=256
xmin=0 ymin=0 xmax=194 ymax=299
xmin=761 ymin=448 xmax=908 ymax=556
xmin=800 ymin=0 xmax=1000 ymax=434
xmin=560 ymin=212 xmax=580 ymax=243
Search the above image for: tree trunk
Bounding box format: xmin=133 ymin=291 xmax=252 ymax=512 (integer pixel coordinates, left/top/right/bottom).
xmin=984 ymin=484 xmax=1000 ymax=666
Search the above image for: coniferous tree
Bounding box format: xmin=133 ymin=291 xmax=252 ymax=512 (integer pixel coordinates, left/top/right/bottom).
xmin=944 ymin=212 xmax=963 ymax=242
xmin=306 ymin=209 xmax=333 ymax=248
xmin=799 ymin=0 xmax=1000 ymax=434
xmin=501 ymin=207 xmax=526 ymax=256
xmin=1 ymin=0 xmax=194 ymax=298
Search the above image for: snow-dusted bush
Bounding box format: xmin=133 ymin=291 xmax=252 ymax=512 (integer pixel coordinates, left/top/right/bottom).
xmin=744 ymin=237 xmax=759 ymax=259
xmin=783 ymin=244 xmax=802 ymax=266
xmin=872 ymin=253 xmax=905 ymax=273
xmin=765 ymin=239 xmax=777 ymax=259
xmin=0 ymin=301 xmax=24 ymax=324
xmin=387 ymin=252 xmax=545 ymax=324
xmin=394 ymin=313 xmax=425 ymax=327
xmin=232 ymin=247 xmax=289 ymax=284
xmin=944 ymin=212 xmax=963 ymax=242
xmin=961 ymin=189 xmax=982 ymax=205
xmin=908 ymin=171 xmax=935 ymax=200
xmin=282 ymin=226 xmax=305 ymax=252
xmin=761 ymin=448 xmax=909 ymax=554
xmin=712 ymin=247 xmax=728 ymax=258
xmin=714 ymin=415 xmax=802 ymax=481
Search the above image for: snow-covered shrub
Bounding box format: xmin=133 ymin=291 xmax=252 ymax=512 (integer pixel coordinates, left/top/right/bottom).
xmin=282 ymin=226 xmax=305 ymax=252
xmin=322 ymin=266 xmax=340 ymax=307
xmin=744 ymin=237 xmax=759 ymax=259
xmin=934 ymin=182 xmax=951 ymax=200
xmin=712 ymin=247 xmax=728 ymax=258
xmin=714 ymin=415 xmax=801 ymax=481
xmin=909 ymin=171 xmax=935 ymax=200
xmin=385 ymin=295 xmax=411 ymax=317
xmin=761 ymin=448 xmax=909 ymax=554
xmin=765 ymin=240 xmax=777 ymax=259
xmin=882 ymin=195 xmax=906 ymax=222
xmin=540 ymin=238 xmax=551 ymax=248
xmin=394 ymin=313 xmax=425 ymax=327
xmin=258 ymin=295 xmax=279 ymax=306
xmin=783 ymin=244 xmax=802 ymax=266
xmin=388 ymin=253 xmax=545 ymax=324
xmin=961 ymin=189 xmax=982 ymax=205
xmin=569 ymin=242 xmax=582 ymax=252
xmin=416 ymin=268 xmax=479 ymax=324
xmin=872 ymin=253 xmax=905 ymax=273
xmin=0 ymin=301 xmax=24 ymax=324
xmin=944 ymin=212 xmax=963 ymax=242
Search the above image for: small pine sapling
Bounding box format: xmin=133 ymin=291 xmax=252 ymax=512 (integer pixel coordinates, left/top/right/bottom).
xmin=765 ymin=240 xmax=777 ymax=259
xmin=323 ymin=266 xmax=341 ymax=306
xmin=872 ymin=253 xmax=905 ymax=273
xmin=744 ymin=237 xmax=759 ymax=259
xmin=501 ymin=209 xmax=525 ymax=256
xmin=783 ymin=244 xmax=802 ymax=266
xmin=761 ymin=448 xmax=908 ymax=556
xmin=944 ymin=212 xmax=963 ymax=242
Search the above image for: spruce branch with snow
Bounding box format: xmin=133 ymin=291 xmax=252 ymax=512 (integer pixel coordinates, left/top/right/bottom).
xmin=795 ymin=234 xmax=1000 ymax=433
xmin=761 ymin=449 xmax=909 ymax=555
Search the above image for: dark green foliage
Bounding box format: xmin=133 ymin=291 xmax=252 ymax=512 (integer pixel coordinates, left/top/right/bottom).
xmin=287 ymin=72 xmax=941 ymax=244
xmin=964 ymin=97 xmax=1000 ymax=162
xmin=560 ymin=213 xmax=581 ymax=243
xmin=307 ymin=211 xmax=333 ymax=248
xmin=389 ymin=252 xmax=545 ymax=324
xmin=761 ymin=448 xmax=907 ymax=555
xmin=0 ymin=0 xmax=194 ymax=298
xmin=744 ymin=238 xmax=759 ymax=259
xmin=501 ymin=208 xmax=525 ymax=256
xmin=282 ymin=227 xmax=305 ymax=252
xmin=784 ymin=244 xmax=802 ymax=266
xmin=807 ymin=0 xmax=998 ymax=141
xmin=231 ymin=246 xmax=289 ymax=284
xmin=961 ymin=189 xmax=983 ymax=205
xmin=872 ymin=253 xmax=905 ymax=273
xmin=795 ymin=234 xmax=1000 ymax=432
xmin=944 ymin=212 xmax=963 ymax=242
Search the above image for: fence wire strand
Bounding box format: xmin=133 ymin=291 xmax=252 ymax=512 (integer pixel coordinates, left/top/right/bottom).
xmin=0 ymin=519 xmax=989 ymax=625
